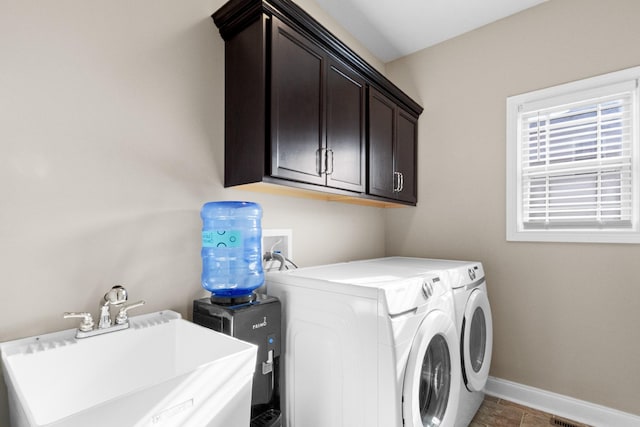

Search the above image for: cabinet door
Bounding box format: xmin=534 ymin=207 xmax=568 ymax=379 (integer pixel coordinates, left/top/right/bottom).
xmin=395 ymin=109 xmax=417 ymax=204
xmin=326 ymin=59 xmax=365 ymax=192
xmin=270 ymin=17 xmax=325 ymax=185
xmin=369 ymin=88 xmax=418 ymax=204
xmin=368 ymin=88 xmax=396 ymax=199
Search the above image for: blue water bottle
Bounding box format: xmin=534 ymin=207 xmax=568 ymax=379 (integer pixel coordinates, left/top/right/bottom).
xmin=201 ymin=201 xmax=264 ymax=301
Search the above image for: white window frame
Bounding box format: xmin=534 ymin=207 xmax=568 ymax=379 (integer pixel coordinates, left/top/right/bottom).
xmin=506 ymin=66 xmax=640 ymax=244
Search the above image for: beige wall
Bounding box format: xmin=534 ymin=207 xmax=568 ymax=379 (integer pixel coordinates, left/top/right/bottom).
xmin=0 ymin=0 xmax=386 ymax=422
xmin=386 ymin=0 xmax=640 ymax=416
xmin=3 ymin=0 xmax=639 ymax=422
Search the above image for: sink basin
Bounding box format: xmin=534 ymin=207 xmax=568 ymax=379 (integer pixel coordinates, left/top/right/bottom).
xmin=0 ymin=310 xmax=257 ymax=427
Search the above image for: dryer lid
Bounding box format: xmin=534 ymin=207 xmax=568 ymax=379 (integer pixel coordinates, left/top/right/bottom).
xmin=266 ymin=260 xmax=447 ymax=314
xmin=352 ymin=257 xmax=485 ymax=290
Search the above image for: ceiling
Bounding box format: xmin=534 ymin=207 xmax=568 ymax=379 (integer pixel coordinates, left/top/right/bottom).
xmin=314 ymin=0 xmax=548 ymax=63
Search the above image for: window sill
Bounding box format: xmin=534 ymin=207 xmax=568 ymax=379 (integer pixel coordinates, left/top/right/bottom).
xmin=506 ymin=228 xmax=640 ymax=244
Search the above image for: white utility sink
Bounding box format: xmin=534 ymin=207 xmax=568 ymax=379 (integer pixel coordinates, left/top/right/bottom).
xmin=0 ymin=310 xmax=257 ymax=427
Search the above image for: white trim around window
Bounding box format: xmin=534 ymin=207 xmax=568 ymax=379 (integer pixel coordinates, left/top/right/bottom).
xmin=506 ymin=66 xmax=640 ymax=243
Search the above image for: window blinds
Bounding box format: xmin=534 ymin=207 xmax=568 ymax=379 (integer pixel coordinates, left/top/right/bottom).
xmin=518 ymin=81 xmax=637 ymax=228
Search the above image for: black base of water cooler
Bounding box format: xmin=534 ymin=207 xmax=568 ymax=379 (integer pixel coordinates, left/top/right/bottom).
xmin=251 ymin=408 xmax=282 ymax=427
xmin=193 ymin=293 xmax=282 ymax=426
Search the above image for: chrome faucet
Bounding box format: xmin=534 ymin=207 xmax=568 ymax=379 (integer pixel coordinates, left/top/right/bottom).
xmin=64 ymin=285 xmax=145 ymax=339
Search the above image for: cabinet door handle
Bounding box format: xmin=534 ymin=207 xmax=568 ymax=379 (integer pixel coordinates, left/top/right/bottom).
xmin=393 ymin=171 xmax=400 ymax=192
xmin=326 ymin=149 xmax=334 ymax=175
xmin=398 ymin=172 xmax=404 ymax=192
xmin=317 ymin=148 xmax=326 ymax=175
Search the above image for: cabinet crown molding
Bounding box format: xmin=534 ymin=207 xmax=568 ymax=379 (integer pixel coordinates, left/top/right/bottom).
xmin=212 ymin=0 xmax=423 ymax=117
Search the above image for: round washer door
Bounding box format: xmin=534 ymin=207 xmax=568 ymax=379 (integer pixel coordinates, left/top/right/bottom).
xmin=403 ymin=310 xmax=460 ymax=427
xmin=462 ymin=286 xmax=493 ymax=392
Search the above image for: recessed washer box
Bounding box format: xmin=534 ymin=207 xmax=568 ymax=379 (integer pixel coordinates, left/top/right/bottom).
xmin=263 ymin=228 xmax=293 ymax=259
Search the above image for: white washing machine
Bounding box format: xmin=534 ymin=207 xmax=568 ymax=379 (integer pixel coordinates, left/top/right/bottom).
xmin=265 ymin=258 xmax=461 ymax=427
xmin=372 ymin=258 xmax=493 ymax=427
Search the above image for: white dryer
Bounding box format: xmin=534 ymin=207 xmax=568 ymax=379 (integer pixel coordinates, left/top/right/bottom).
xmin=447 ymin=263 xmax=493 ymax=427
xmin=265 ymin=259 xmax=461 ymax=427
xmin=372 ymin=258 xmax=493 ymax=427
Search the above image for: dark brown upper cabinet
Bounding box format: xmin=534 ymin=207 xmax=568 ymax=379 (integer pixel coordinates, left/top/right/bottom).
xmin=369 ymin=88 xmax=417 ymax=204
xmin=213 ymin=0 xmax=422 ymax=207
xmin=271 ymin=17 xmax=365 ymax=192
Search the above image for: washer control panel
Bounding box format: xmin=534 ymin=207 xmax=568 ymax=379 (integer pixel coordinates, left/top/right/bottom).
xmin=384 ymin=273 xmax=445 ymax=315
xmin=421 ymin=279 xmax=434 ymax=299
xmin=421 ymin=276 xmax=443 ymax=300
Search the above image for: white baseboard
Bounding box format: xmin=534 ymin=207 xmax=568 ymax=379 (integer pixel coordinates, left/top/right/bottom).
xmin=485 ymin=376 xmax=640 ymax=427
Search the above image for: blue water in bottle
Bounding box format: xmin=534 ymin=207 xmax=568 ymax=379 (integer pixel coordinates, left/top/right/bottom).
xmin=201 ymin=201 xmax=264 ymax=299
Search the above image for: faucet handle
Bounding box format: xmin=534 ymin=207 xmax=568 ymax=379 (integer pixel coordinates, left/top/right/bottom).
xmin=63 ymin=312 xmax=95 ymax=332
xmin=115 ymin=300 xmax=145 ymax=325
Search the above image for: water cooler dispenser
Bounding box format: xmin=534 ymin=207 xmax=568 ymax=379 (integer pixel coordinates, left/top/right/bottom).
xmin=193 ymin=295 xmax=281 ymax=427
xmin=194 ymin=201 xmax=282 ymax=427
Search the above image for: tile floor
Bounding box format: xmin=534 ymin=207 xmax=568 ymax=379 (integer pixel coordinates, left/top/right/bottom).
xmin=469 ymin=395 xmax=591 ymax=427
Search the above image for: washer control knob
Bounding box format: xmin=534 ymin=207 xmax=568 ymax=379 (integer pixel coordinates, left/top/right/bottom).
xmin=468 ymin=268 xmax=476 ymax=281
xmin=422 ymin=279 xmax=434 ymax=299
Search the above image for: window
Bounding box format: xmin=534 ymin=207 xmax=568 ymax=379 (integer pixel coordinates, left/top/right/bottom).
xmin=506 ymin=67 xmax=640 ymax=243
